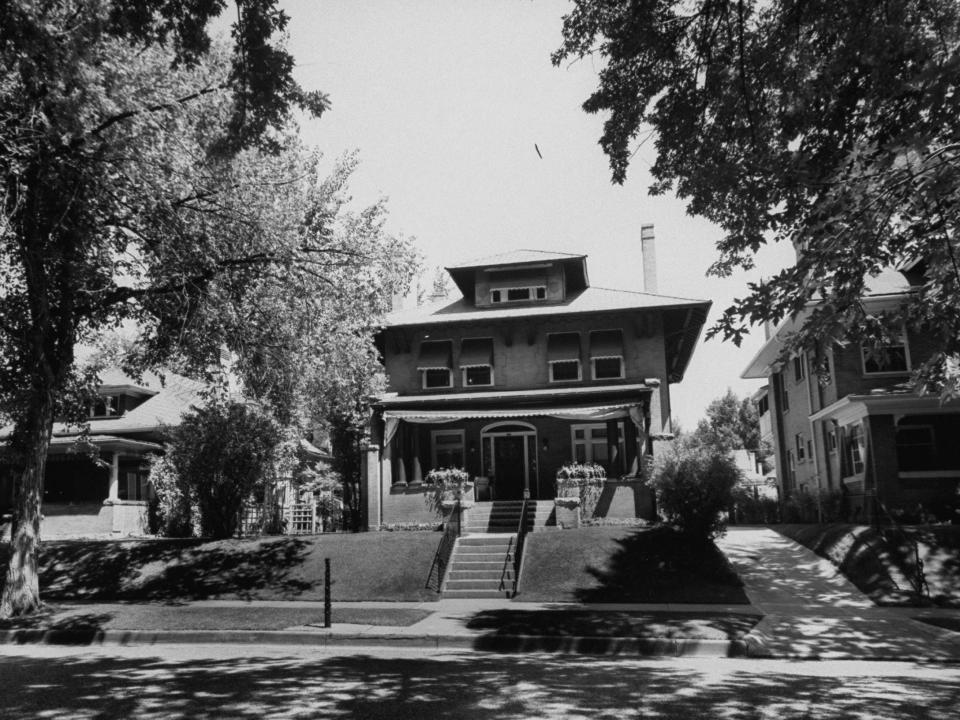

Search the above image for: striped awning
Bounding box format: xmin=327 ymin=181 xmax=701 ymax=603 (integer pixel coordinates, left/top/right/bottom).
xmin=590 ymin=329 xmax=624 ymax=358
xmin=460 ymin=338 xmax=493 ymax=368
xmin=547 ymin=332 xmax=580 ymax=362
xmin=383 ymin=403 xmax=638 ymax=422
xmin=417 ymin=340 xmax=453 ymax=370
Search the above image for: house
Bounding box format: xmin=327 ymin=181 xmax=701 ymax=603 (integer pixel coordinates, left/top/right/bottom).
xmin=361 ymin=228 xmax=711 ymax=530
xmin=0 ymin=368 xmax=206 ymax=538
xmin=742 ymin=267 xmax=960 ymax=523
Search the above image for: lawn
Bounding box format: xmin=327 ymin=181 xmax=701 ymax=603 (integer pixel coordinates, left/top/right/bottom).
xmin=774 ymin=523 xmax=960 ymax=606
xmin=0 ymin=604 xmax=432 ymax=632
xmin=516 ymin=525 xmax=750 ymax=604
xmin=0 ymin=532 xmax=443 ymax=603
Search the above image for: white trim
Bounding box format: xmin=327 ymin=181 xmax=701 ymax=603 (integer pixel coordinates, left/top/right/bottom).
xmin=549 ymin=359 xmax=582 ymax=383
xmin=490 ymin=285 xmax=547 ymax=304
xmin=860 ymin=334 xmax=911 ymax=376
xmin=591 ymin=356 xmax=625 ymax=380
xmin=461 ymin=365 xmax=494 ymax=387
xmin=420 ymin=368 xmax=453 ymax=389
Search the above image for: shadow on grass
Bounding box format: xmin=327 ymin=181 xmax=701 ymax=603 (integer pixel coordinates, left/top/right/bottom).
xmin=574 ymin=526 xmax=749 ymax=604
xmin=0 ymin=650 xmax=957 ymax=719
xmin=0 ymin=537 xmax=314 ymax=601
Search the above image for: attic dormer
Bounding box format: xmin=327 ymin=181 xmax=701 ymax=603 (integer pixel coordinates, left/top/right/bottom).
xmin=445 ymin=250 xmax=589 ymax=308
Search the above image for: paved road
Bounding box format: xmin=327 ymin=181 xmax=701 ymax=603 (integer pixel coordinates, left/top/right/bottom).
xmin=1 ymin=643 xmax=959 ymax=719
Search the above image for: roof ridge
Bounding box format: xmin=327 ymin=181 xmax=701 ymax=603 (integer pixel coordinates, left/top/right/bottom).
xmin=589 ymin=285 xmax=709 ymax=303
xmin=447 ymin=249 xmax=585 ymax=268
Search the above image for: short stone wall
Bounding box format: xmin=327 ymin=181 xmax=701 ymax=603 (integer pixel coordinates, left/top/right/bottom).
xmin=593 ymin=478 xmax=655 ymax=520
xmin=106 ymin=499 xmax=150 ymax=536
xmin=39 ymin=502 xmax=112 ymax=538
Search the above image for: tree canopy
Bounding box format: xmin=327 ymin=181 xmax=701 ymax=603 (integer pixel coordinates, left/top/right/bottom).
xmin=0 ymin=0 xmax=395 ymax=617
xmin=555 ymin=0 xmax=960 ymax=393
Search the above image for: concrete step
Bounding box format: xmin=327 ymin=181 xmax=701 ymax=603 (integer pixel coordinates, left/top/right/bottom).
xmin=444 ymin=579 xmax=509 ymax=591
xmin=458 ymin=536 xmax=515 ymax=546
xmin=442 ymin=588 xmax=510 ymax=599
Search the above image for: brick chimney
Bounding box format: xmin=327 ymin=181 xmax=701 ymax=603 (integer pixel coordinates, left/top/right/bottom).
xmin=641 ymin=224 xmax=657 ymax=293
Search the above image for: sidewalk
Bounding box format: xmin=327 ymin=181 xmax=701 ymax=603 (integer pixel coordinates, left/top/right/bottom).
xmin=718 ymin=526 xmax=960 ymax=661
xmin=3 ymin=527 xmax=960 ymax=660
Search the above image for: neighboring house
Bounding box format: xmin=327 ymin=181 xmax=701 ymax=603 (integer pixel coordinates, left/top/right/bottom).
xmin=362 ymin=229 xmax=711 ymax=529
xmin=0 ymin=368 xmax=206 ymax=538
xmin=742 ymin=267 xmax=960 ymax=522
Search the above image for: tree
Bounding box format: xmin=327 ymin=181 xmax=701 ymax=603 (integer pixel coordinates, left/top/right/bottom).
xmin=555 ymin=1 xmax=960 ymax=393
xmin=0 ymin=1 xmax=328 ymax=616
xmin=169 ymin=400 xmax=281 ymax=539
xmin=693 ymin=389 xmax=758 ymax=452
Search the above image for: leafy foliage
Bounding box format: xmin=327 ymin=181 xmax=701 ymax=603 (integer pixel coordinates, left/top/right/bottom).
xmin=169 ymin=401 xmax=281 ymax=539
xmin=648 ymin=439 xmax=742 ymax=540
xmin=555 ymin=0 xmax=960 ymax=394
xmin=146 ymin=452 xmax=195 ymax=538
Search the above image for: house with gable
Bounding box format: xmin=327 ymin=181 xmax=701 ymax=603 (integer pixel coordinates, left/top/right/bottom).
xmin=742 ymin=266 xmax=960 ymax=523
xmin=0 ymin=368 xmax=206 ymax=538
xmin=362 ymin=227 xmax=711 ymax=534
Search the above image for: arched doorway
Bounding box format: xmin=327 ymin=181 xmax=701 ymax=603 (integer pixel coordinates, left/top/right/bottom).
xmin=480 ymin=421 xmax=539 ymax=500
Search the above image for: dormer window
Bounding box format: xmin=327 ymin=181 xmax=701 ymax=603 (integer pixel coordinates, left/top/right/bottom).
xmin=590 ymin=330 xmax=625 ymax=380
xmin=491 ymin=286 xmax=547 ymax=304
xmin=90 ymin=395 xmax=120 ymax=418
xmin=417 ymin=340 xmax=453 ymax=389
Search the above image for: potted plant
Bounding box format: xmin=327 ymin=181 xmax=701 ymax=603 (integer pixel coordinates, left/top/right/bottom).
xmin=425 ymin=467 xmax=473 ymax=511
xmin=554 ymin=463 xmax=607 ymax=528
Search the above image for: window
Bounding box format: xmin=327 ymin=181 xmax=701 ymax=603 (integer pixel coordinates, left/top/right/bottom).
xmin=589 ymin=329 xmax=625 ymax=380
xmin=491 ymin=286 xmax=546 ymax=303
xmin=90 ymin=395 xmax=120 ymax=418
xmin=861 ymin=337 xmax=910 ymax=375
xmin=787 ymin=450 xmax=796 ymax=486
xmin=550 ymin=360 xmax=581 ymax=382
xmin=547 ymin=333 xmax=581 ymax=383
xmin=118 ymin=458 xmax=150 ymax=501
xmin=793 ymin=354 xmax=806 ymax=383
xmin=848 ymin=424 xmax=865 ymax=475
xmin=777 ymin=373 xmax=790 ymax=412
xmin=460 ymin=337 xmax=494 ymax=387
xmin=417 ymin=340 xmax=453 ymax=389
xmin=757 ymin=395 xmax=769 ymax=416
xmin=571 ymin=423 xmax=624 ymax=466
xmin=795 ymin=433 xmax=806 ymax=462
xmin=828 ymin=428 xmax=838 ymax=454
xmin=896 ymin=424 xmax=936 ymax=471
xmin=431 ymin=430 xmax=465 ymax=469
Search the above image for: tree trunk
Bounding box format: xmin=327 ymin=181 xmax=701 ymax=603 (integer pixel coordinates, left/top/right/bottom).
xmin=0 ymin=392 xmax=53 ymax=618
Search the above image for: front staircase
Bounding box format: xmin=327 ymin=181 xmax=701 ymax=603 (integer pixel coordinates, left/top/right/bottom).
xmin=441 ymin=500 xmax=553 ymax=598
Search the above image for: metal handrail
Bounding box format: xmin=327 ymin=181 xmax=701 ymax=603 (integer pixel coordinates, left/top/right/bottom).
xmin=425 ymin=499 xmax=461 ymax=593
xmin=877 ymin=499 xmax=930 ymax=601
xmin=507 ymin=497 xmax=530 ymax=597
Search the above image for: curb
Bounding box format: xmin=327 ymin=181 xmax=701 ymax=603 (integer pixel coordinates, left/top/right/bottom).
xmin=0 ymin=628 xmax=744 ymax=656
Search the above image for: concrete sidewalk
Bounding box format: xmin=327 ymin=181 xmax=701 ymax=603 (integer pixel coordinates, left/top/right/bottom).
xmin=718 ymin=526 xmax=960 ymax=661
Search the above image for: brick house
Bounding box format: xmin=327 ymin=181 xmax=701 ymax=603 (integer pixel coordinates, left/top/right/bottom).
xmin=0 ymin=368 xmax=205 ymax=538
xmin=362 ymin=231 xmax=710 ymax=530
xmin=742 ymin=267 xmax=960 ymax=522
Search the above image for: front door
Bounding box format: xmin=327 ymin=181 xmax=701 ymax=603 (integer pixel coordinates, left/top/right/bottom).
xmin=494 ymin=435 xmax=526 ymax=500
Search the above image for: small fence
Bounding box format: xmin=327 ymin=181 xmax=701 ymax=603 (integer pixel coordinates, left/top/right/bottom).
xmin=239 ymin=495 xmax=341 ymax=537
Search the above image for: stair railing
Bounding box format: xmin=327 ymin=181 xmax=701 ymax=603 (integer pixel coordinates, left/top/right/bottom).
xmin=877 ymin=499 xmax=930 ymax=601
xmin=425 ymin=499 xmax=461 ymax=593
xmin=501 ymin=497 xmax=529 ymax=597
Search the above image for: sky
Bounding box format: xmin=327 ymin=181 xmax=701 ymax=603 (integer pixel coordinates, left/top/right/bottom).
xmin=274 ymin=0 xmax=796 ymax=427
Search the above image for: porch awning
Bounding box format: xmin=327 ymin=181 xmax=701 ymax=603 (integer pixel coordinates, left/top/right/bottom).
xmin=590 ymin=329 xmax=624 ymax=358
xmin=383 ymin=403 xmax=638 ymax=423
xmin=417 ymin=340 xmax=453 ymax=370
xmin=460 ymin=338 xmax=493 ymax=368
xmin=547 ymin=332 xmax=580 ymax=362
xmin=47 ymin=435 xmax=164 ymax=454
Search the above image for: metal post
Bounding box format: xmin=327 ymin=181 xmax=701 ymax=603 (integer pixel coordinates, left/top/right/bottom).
xmin=324 ymin=557 xmax=332 ymax=628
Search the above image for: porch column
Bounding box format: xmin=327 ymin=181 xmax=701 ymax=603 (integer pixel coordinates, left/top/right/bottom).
xmin=107 ymin=451 xmax=120 ymax=501
xmin=606 ymin=419 xmax=623 ymax=477
xmin=362 ymin=440 xmax=381 ymax=531
xmin=411 ymin=428 xmax=423 ymax=484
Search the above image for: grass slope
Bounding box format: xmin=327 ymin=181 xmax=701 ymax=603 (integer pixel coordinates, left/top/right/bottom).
xmin=774 ymin=524 xmax=960 ymax=606
xmin=1 ymin=532 xmax=442 ymax=603
xmin=517 ymin=525 xmax=749 ymax=604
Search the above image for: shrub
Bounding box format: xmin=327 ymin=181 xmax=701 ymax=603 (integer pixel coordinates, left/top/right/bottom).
xmin=648 ymin=441 xmax=740 ymax=540
xmin=146 ymin=452 xmax=194 ymax=537
xmin=169 ymin=400 xmax=282 ymax=539
xmin=732 ymin=487 xmax=780 ymax=524
xmin=781 ymin=488 xmax=845 ymax=523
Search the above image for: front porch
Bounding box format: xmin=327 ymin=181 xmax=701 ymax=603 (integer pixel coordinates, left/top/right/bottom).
xmin=364 ymin=386 xmax=662 ymax=529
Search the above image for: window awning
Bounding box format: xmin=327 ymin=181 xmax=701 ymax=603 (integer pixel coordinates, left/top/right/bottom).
xmin=417 ymin=340 xmax=452 ymax=370
xmin=590 ymin=329 xmax=623 ymax=358
xmin=547 ymin=333 xmax=580 ymax=362
xmin=460 ymin=338 xmax=493 ymax=368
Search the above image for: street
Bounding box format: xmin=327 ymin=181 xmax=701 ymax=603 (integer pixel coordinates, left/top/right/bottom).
xmin=1 ymin=643 xmax=958 ymax=719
